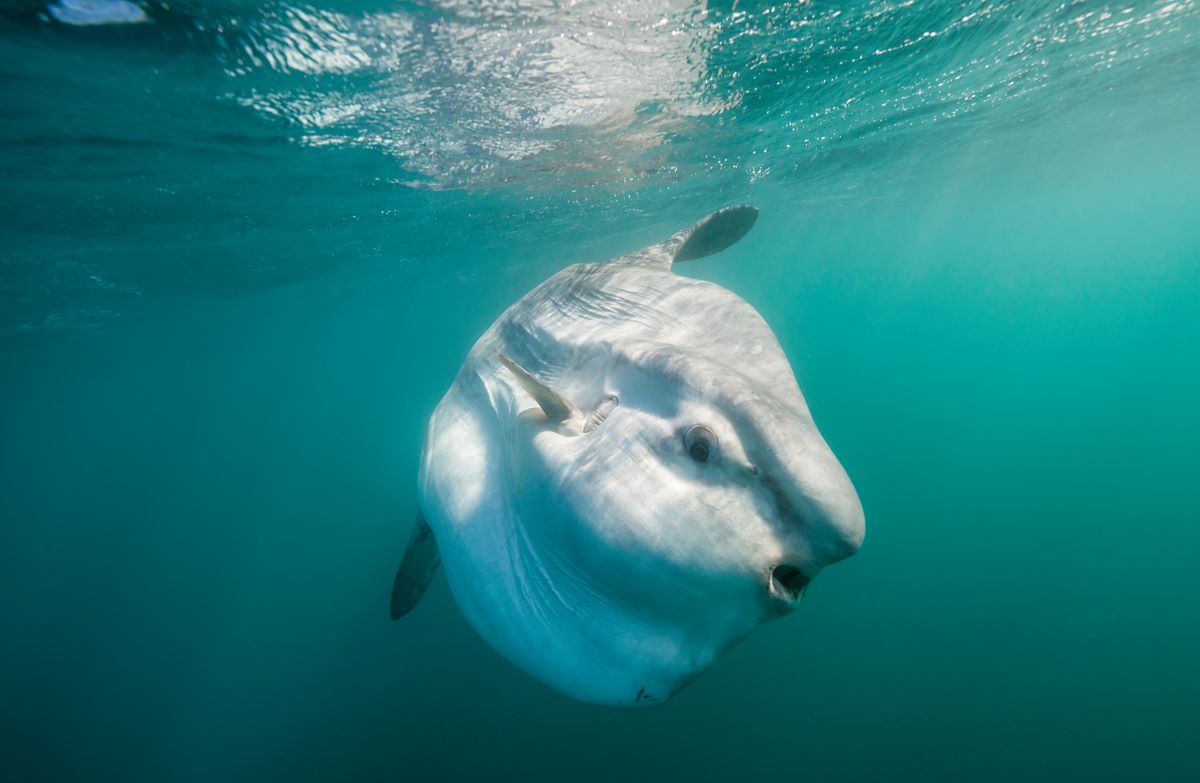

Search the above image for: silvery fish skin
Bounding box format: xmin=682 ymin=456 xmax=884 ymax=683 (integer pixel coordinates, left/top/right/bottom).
xmin=394 ymin=207 xmax=864 ymax=708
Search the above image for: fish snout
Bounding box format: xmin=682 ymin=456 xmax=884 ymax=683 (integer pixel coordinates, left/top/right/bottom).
xmin=759 ymin=452 xmax=864 ymax=607
xmin=805 ymin=476 xmax=866 ymax=564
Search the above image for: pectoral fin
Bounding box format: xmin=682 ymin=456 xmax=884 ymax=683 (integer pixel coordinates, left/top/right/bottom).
xmin=496 ymin=354 xmax=576 ymax=422
xmin=389 ymin=515 xmax=441 ymax=620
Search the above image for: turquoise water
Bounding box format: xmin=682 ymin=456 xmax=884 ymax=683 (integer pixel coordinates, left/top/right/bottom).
xmin=2 ymin=1 xmax=1199 ymax=780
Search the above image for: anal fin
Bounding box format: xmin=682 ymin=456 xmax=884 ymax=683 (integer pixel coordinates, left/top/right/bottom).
xmin=389 ymin=514 xmax=441 ymax=620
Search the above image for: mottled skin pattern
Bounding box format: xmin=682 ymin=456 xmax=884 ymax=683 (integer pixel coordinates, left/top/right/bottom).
xmin=415 ymin=208 xmax=864 ymax=707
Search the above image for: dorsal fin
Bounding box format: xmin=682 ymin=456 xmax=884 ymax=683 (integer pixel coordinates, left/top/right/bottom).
xmin=620 ymin=205 xmax=758 ymax=269
xmin=496 ymin=354 xmax=575 ymax=422
xmin=668 ymin=205 xmax=759 ymax=263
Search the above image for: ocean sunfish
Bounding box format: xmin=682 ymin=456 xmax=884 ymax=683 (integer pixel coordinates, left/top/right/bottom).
xmin=391 ymin=206 xmax=865 ymax=707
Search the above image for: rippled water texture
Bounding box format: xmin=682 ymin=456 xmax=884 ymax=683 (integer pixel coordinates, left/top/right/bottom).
xmin=2 ymin=0 xmax=1197 ymax=333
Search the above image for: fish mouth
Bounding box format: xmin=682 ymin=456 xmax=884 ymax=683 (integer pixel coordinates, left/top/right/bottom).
xmin=769 ymin=564 xmax=812 ymax=604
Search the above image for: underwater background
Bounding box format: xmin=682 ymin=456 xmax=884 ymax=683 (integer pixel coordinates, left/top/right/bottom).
xmin=1 ymin=1 xmax=1198 ymax=780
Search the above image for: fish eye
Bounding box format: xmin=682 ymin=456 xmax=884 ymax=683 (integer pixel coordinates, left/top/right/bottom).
xmin=683 ymin=425 xmax=717 ymax=463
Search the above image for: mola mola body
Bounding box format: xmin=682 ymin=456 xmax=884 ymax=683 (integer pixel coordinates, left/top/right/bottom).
xmin=391 ymin=206 xmax=864 ymax=707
